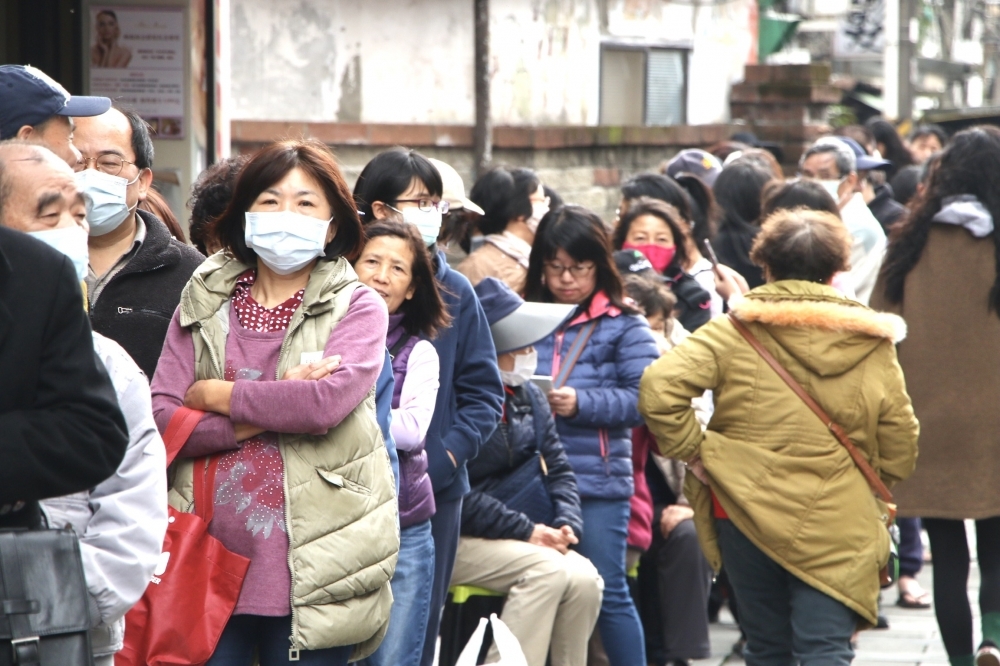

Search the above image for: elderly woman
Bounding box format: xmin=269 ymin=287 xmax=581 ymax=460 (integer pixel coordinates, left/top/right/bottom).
xmin=639 ymin=208 xmax=919 ymax=665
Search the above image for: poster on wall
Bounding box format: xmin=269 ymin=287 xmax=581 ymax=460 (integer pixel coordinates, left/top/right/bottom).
xmin=88 ymin=6 xmax=185 ymax=138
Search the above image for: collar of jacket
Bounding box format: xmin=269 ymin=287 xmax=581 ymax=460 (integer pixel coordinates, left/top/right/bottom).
xmin=178 ymin=252 xmax=358 ymax=328
xmin=566 ymin=290 xmax=621 ymax=328
xmin=111 ymin=209 xmax=182 ymax=280
xmin=731 ymin=280 xmax=907 ymax=343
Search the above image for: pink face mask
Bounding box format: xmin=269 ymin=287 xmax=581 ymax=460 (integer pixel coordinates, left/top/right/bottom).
xmin=622 ymin=242 xmax=676 ymax=274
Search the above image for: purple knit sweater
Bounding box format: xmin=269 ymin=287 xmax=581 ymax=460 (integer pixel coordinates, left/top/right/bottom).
xmin=150 ymin=286 xmax=387 ymax=615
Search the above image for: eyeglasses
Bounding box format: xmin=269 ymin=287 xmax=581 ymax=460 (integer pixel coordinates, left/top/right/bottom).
xmin=395 ymin=198 xmax=450 ymax=214
xmin=543 ymin=261 xmax=596 ymax=278
xmin=75 ymin=155 xmax=136 ymax=177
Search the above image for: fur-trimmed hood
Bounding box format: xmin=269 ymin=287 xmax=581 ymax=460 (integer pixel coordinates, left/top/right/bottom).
xmin=730 ymin=280 xmax=907 ymax=377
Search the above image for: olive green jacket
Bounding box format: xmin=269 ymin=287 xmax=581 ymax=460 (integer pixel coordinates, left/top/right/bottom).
xmin=638 ymin=281 xmax=919 ymax=626
xmin=168 ymin=253 xmax=399 ymax=659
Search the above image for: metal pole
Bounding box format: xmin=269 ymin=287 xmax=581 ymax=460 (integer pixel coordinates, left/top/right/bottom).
xmin=473 ymin=0 xmax=492 ymax=177
xmin=883 ymin=0 xmax=914 ymax=120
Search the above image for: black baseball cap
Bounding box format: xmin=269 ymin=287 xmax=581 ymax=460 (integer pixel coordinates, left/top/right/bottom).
xmin=0 ymin=65 xmax=111 ymax=140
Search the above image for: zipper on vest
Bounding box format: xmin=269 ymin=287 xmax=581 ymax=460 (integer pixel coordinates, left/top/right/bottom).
xmin=279 ymin=311 xmax=305 ymax=660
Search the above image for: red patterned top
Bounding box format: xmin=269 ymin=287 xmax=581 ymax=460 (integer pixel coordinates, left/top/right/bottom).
xmin=231 ymin=270 xmax=305 ymax=332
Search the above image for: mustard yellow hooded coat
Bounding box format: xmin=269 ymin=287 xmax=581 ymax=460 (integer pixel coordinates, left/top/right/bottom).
xmin=638 ymin=282 xmax=919 ymax=626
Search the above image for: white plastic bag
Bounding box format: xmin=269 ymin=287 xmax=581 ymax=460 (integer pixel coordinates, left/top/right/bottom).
xmin=454 ymin=613 xmax=528 ymax=666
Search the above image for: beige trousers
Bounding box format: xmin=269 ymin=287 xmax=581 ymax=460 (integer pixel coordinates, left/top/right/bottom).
xmin=451 ymin=537 xmax=604 ymax=666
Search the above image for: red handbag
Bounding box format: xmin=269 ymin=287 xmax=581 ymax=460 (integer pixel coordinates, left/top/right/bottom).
xmin=117 ymin=407 xmax=250 ymax=666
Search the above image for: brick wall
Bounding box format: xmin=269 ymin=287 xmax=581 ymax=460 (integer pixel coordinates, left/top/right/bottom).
xmin=729 ymin=64 xmax=837 ymax=170
xmin=231 ymin=121 xmax=739 ymax=223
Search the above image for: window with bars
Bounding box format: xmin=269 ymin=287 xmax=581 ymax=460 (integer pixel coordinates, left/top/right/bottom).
xmin=600 ymin=45 xmax=688 ymax=126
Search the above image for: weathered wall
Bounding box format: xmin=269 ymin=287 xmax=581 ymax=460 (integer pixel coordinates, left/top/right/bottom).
xmin=229 ymin=0 xmax=756 ymax=127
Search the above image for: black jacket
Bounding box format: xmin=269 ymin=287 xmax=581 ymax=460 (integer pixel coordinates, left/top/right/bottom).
xmin=664 ymin=267 xmax=712 ymax=332
xmin=462 ymin=383 xmax=584 ymax=541
xmin=89 ymin=210 xmax=204 ymax=378
xmin=0 ymin=227 xmax=128 ymax=526
xmin=868 ymin=184 xmax=907 ymax=231
xmin=712 ymin=220 xmax=765 ymax=290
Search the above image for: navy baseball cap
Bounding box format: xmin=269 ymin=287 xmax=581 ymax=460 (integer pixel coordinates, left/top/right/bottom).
xmin=831 ymin=136 xmax=892 ymax=171
xmin=0 ymin=65 xmax=111 ymax=140
xmin=474 ymin=277 xmax=574 ymax=354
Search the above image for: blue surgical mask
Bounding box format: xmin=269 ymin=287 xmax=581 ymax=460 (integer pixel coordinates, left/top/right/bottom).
xmin=244 ymin=211 xmax=331 ymax=275
xmin=392 ymin=205 xmax=442 ymax=246
xmin=28 ymin=226 xmax=90 ymax=280
xmin=75 ymin=169 xmax=139 ymax=237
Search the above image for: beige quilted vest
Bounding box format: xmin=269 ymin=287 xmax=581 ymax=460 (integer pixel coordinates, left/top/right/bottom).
xmin=168 ymin=253 xmax=399 ymax=660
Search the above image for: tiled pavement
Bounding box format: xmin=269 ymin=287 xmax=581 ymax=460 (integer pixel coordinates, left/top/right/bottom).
xmin=693 ymin=563 xmax=977 ymax=665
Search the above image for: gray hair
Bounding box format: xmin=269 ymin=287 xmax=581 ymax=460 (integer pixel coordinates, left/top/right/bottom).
xmin=0 ymin=141 xmax=50 ymax=223
xmin=800 ymin=137 xmax=856 ymax=177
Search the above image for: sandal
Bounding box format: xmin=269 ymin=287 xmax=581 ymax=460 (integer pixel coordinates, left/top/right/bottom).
xmin=897 ymin=576 xmax=932 ymax=609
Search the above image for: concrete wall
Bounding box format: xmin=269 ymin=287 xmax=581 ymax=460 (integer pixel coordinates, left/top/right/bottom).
xmin=229 ymin=0 xmax=757 ymax=127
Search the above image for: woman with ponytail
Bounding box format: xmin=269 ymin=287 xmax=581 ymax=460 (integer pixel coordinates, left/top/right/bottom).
xmin=873 ymin=125 xmax=1000 ymax=666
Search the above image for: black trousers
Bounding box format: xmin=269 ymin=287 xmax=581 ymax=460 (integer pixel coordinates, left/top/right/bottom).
xmin=638 ymin=519 xmax=713 ymax=662
xmin=923 ymin=516 xmax=1000 ymax=657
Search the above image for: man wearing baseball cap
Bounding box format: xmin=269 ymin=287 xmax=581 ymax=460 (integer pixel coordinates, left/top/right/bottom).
xmin=0 ymin=65 xmax=111 ymax=167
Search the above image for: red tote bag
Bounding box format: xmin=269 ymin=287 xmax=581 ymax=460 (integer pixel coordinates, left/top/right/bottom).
xmin=117 ymin=407 xmax=250 ymax=666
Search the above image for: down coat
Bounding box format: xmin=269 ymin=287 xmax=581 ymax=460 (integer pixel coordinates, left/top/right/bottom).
xmin=534 ymin=292 xmax=659 ymax=500
xmin=638 ymin=281 xmax=920 ymax=626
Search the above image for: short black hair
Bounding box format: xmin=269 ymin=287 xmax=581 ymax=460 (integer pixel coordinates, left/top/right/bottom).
xmin=112 ymin=104 xmax=154 ymax=170
xmin=469 ymin=166 xmax=540 ymax=236
xmin=909 ymin=124 xmax=948 ymax=146
xmin=889 ymin=165 xmax=921 ymax=206
xmin=353 ymin=147 xmax=442 ymax=223
xmin=188 ymin=154 xmax=249 ymax=255
xmin=621 ymin=173 xmax=694 ymax=225
xmin=760 ymin=178 xmax=840 ymax=220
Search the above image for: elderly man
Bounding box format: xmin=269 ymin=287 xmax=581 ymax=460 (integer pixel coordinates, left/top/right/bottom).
xmin=799 ymin=137 xmax=887 ymax=305
xmin=0 ymin=141 xmax=167 ymax=666
xmin=0 ymin=142 xmax=128 ymax=528
xmin=0 ymin=64 xmax=111 ymax=166
xmin=73 ymin=105 xmax=204 ymax=378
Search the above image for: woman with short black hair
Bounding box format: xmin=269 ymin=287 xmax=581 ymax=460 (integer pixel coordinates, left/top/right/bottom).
xmin=457 ymin=166 xmax=547 ymax=293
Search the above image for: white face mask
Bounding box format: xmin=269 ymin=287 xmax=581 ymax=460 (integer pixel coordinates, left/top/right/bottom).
xmin=526 ymin=201 xmax=550 ymax=235
xmin=28 ymin=226 xmax=90 ymax=280
xmin=75 ymin=169 xmax=139 ymax=237
xmin=817 ymin=177 xmax=846 ymax=203
xmin=395 ymin=206 xmax=442 ymax=246
xmin=500 ymin=348 xmax=538 ymax=387
xmin=244 ymin=211 xmax=331 ymax=276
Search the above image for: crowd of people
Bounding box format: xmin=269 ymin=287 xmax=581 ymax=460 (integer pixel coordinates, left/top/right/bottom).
xmin=0 ymin=61 xmax=998 ymax=666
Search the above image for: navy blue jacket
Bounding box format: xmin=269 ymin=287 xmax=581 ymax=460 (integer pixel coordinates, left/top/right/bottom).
xmin=462 ymin=383 xmax=584 ymax=541
xmin=534 ymin=292 xmax=659 ymax=500
xmin=375 ymin=349 xmax=399 ymax=495
xmin=427 ymin=250 xmax=505 ymax=502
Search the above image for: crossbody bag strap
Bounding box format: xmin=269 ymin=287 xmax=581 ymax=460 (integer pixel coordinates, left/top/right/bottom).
xmin=553 ymin=320 xmax=598 ymax=389
xmin=388 ymin=333 xmax=414 ymax=360
xmin=727 ymin=313 xmax=894 ymax=504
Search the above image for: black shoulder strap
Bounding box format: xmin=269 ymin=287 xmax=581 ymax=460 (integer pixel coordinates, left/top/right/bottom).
xmin=388 ymin=333 xmax=414 ymax=359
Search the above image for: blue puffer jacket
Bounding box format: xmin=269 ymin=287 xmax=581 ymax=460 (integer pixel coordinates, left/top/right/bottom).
xmin=534 ymin=292 xmax=659 ymax=500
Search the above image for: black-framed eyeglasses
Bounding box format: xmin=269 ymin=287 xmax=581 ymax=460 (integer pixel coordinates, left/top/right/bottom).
xmin=543 ymin=261 xmax=596 ymax=278
xmin=75 ymin=155 xmax=136 ymax=177
xmin=395 ymin=198 xmax=450 ymax=214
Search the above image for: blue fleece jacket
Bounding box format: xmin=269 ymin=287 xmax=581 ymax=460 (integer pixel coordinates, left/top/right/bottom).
xmin=427 ymin=250 xmax=505 ymax=502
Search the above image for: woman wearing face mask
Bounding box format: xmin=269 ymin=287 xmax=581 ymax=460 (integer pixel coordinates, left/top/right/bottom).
xmin=352 ymin=221 xmax=450 ymax=666
xmin=150 ymin=140 xmax=398 ymax=666
xmin=525 ymin=206 xmax=660 ymax=666
xmin=457 ymin=166 xmax=548 ymax=293
xmin=613 ymin=197 xmax=713 ymax=332
xmin=353 ymin=149 xmax=505 ymax=666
